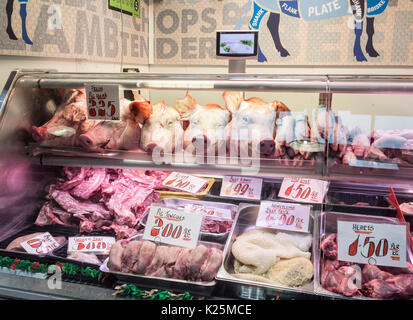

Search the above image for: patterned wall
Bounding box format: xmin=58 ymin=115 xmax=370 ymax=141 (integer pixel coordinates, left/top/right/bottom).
xmin=154 ymin=0 xmax=413 ymax=66
xmin=0 ymin=0 xmax=149 ymax=64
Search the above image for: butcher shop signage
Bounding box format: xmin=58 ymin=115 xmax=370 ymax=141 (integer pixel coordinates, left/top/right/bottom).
xmin=20 ymin=232 xmax=60 ymax=255
xmin=162 ymin=172 xmax=209 ymax=194
xmin=85 ymin=84 xmax=120 ymax=120
xmin=0 ymin=0 xmax=149 ymax=64
xmin=109 ymin=0 xmax=140 ymax=18
xmin=256 ymin=201 xmax=311 ymax=232
xmin=220 ymin=175 xmax=263 ymax=200
xmin=143 ymin=205 xmax=203 ymax=249
xmin=154 ymin=0 xmax=413 ymax=66
xmin=337 ymin=221 xmax=407 ymax=268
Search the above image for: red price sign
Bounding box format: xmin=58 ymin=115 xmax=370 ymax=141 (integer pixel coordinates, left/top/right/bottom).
xmin=220 ymin=176 xmax=262 ymax=200
xmin=68 ymin=236 xmax=115 ymax=254
xmin=278 ymin=177 xmax=329 ymax=204
xmin=20 ymin=232 xmax=60 ymax=255
xmin=256 ymin=201 xmax=311 ymax=233
xmin=337 ymin=221 xmax=407 ymax=268
xmin=143 ymin=206 xmax=203 ymax=248
xmin=86 ymin=84 xmax=120 ymax=120
xmin=162 ymin=172 xmax=208 ymax=194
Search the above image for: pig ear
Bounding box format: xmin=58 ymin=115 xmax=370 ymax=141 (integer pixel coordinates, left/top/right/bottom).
xmin=129 ymin=101 xmax=152 ymax=123
xmin=222 ymin=91 xmax=243 ymax=113
xmin=174 ymin=91 xmax=196 ymax=120
xmin=132 ymin=91 xmax=147 ymax=102
xmin=273 ymin=100 xmax=290 ymax=115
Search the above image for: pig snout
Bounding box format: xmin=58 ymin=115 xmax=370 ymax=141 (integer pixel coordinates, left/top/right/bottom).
xmin=260 ymin=139 xmax=275 ymax=156
xmin=79 ymin=134 xmax=97 ymax=150
xmin=192 ymin=134 xmax=209 ymax=145
xmin=146 ymin=142 xmax=164 ymax=155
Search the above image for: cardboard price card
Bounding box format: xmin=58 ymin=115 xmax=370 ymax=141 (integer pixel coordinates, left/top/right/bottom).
xmin=162 ymin=172 xmax=208 ymax=194
xmin=278 ymin=177 xmax=329 ymax=204
xmin=256 ymin=201 xmax=311 ymax=233
xmin=337 ymin=221 xmax=407 ymax=268
xmin=85 ymin=84 xmax=120 ymax=120
xmin=142 ymin=206 xmax=203 ymax=248
xmin=20 ymin=232 xmax=60 ymax=255
xmin=220 ymin=176 xmax=262 ymax=200
xmin=183 ymin=204 xmax=232 ymax=220
xmin=68 ymin=236 xmax=115 ymax=255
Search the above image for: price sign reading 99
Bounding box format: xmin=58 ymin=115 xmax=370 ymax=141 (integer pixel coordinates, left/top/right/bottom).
xmin=220 ymin=176 xmax=262 ymax=200
xmin=85 ymin=84 xmax=120 ymax=120
xmin=337 ymin=221 xmax=407 ymax=268
xmin=142 ymin=206 xmax=203 ymax=249
xmin=278 ymin=177 xmax=329 ymax=204
xmin=256 ymin=201 xmax=311 ymax=233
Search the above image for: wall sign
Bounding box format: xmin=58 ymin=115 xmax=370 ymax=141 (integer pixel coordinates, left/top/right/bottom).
xmin=109 ymin=0 xmax=140 ymax=18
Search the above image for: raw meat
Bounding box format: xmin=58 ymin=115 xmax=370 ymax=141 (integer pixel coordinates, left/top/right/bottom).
xmin=34 ymin=167 xmax=164 ymax=239
xmin=320 ymin=232 xmax=413 ymax=299
xmin=67 ymin=252 xmax=101 ymax=265
xmin=108 ymin=240 xmax=222 ymax=282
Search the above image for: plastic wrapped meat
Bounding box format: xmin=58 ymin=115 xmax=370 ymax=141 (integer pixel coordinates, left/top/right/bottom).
xmin=107 ymin=239 xmax=223 ymax=282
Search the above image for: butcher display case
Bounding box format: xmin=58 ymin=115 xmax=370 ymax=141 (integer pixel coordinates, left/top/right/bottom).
xmin=0 ymin=70 xmax=413 ymax=300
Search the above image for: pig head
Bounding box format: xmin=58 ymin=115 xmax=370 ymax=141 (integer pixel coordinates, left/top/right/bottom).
xmin=181 ymin=92 xmax=230 ymax=156
xmin=222 ymin=91 xmax=289 ymax=158
xmin=78 ymin=98 xmax=142 ymax=152
xmin=132 ymin=93 xmax=189 ymax=155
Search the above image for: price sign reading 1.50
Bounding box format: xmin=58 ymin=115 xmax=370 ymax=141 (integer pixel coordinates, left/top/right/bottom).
xmin=337 ymin=221 xmax=407 ymax=268
xmin=142 ymin=206 xmax=203 ymax=249
xmin=279 ymin=178 xmax=329 ymax=204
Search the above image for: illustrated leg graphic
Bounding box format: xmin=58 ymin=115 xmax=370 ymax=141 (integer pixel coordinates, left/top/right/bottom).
xmin=20 ymin=2 xmax=33 ymax=45
xmin=266 ymin=12 xmax=290 ymax=57
xmin=366 ymin=17 xmax=379 ymax=57
xmin=6 ymin=0 xmax=17 ymax=40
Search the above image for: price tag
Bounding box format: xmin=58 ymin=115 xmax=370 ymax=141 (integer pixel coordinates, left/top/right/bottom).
xmin=337 ymin=221 xmax=407 ymax=268
xmin=256 ymin=201 xmax=311 ymax=233
xmin=67 ymin=236 xmax=115 ymax=255
xmin=278 ymin=177 xmax=329 ymax=204
xmin=183 ymin=204 xmax=232 ymax=220
xmin=85 ymin=84 xmax=120 ymax=120
xmin=162 ymin=172 xmax=208 ymax=194
xmin=142 ymin=206 xmax=203 ymax=248
xmin=20 ymin=233 xmax=60 ymax=255
xmin=220 ymin=176 xmax=262 ymax=200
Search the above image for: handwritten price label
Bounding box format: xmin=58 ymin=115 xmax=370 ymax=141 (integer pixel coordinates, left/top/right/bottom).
xmin=278 ymin=177 xmax=329 ymax=204
xmin=220 ymin=176 xmax=262 ymax=200
xmin=68 ymin=236 xmax=115 ymax=255
xmin=142 ymin=206 xmax=203 ymax=248
xmin=337 ymin=221 xmax=407 ymax=268
xmin=183 ymin=204 xmax=232 ymax=220
xmin=85 ymin=84 xmax=120 ymax=120
xmin=162 ymin=172 xmax=208 ymax=194
xmin=256 ymin=201 xmax=311 ymax=233
xmin=20 ymin=232 xmax=60 ymax=255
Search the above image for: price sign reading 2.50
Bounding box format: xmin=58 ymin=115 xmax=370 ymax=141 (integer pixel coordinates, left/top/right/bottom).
xmin=337 ymin=221 xmax=407 ymax=268
xmin=143 ymin=206 xmax=203 ymax=249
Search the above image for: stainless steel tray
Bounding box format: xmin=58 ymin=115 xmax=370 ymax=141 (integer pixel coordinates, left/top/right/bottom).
xmin=315 ymin=211 xmax=413 ymax=300
xmin=216 ymin=203 xmax=318 ymax=297
xmin=100 ymin=234 xmax=224 ymax=296
xmin=140 ymin=198 xmax=239 ymax=243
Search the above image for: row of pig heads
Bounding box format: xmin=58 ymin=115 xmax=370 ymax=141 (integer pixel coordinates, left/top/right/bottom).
xmin=222 ymin=91 xmax=290 ymax=157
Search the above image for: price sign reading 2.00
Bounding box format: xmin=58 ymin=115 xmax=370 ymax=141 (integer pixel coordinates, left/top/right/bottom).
xmin=142 ymin=206 xmax=203 ymax=249
xmin=85 ymin=84 xmax=120 ymax=120
xmin=337 ymin=221 xmax=407 ymax=268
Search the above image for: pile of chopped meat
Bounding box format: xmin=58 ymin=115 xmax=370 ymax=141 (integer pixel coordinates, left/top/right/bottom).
xmin=108 ymin=239 xmax=223 ymax=282
xmin=35 ymin=167 xmax=166 ymax=239
xmin=320 ymin=233 xmax=413 ymax=299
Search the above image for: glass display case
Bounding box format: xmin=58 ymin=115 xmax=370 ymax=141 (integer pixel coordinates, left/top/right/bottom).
xmin=0 ymin=70 xmax=412 ymax=300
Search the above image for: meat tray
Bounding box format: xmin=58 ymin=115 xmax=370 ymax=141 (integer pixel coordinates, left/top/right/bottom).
xmin=216 ymin=203 xmax=319 ymax=297
xmin=100 ymin=234 xmax=224 ymax=296
xmin=315 ymin=211 xmax=413 ymax=300
xmin=140 ymin=198 xmax=238 ymax=243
